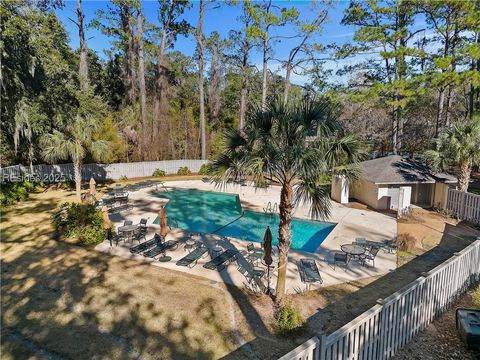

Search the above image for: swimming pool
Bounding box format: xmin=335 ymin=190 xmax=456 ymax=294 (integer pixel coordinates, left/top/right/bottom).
xmin=153 ymin=188 xmax=335 ymax=252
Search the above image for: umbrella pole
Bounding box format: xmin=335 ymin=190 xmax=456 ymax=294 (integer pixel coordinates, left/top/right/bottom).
xmin=266 ymin=265 xmax=271 ymax=295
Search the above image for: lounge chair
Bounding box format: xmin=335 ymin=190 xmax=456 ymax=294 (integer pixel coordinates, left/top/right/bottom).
xmin=176 ymin=245 xmax=208 ymax=268
xmin=143 ymin=240 xmax=179 ymax=258
xmin=298 ymin=259 xmax=323 ymax=285
xmin=130 ymin=234 xmax=162 ymax=254
xmin=203 ymin=249 xmax=239 ymax=271
xmin=237 ymin=261 xmax=265 ymax=284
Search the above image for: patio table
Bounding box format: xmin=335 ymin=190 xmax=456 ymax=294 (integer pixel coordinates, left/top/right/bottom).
xmin=118 ymin=224 xmax=139 ymax=242
xmin=341 ymin=244 xmax=365 ymax=263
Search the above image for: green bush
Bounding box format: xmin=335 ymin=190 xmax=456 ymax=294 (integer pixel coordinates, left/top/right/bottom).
xmin=275 ymin=302 xmax=304 ymax=335
xmin=199 ymin=163 xmax=213 ymax=175
xmin=177 ymin=166 xmax=191 ymax=176
xmin=52 ymin=202 xmax=106 ymax=246
xmin=153 ymin=168 xmax=166 ymax=177
xmin=0 ymin=178 xmax=44 ymax=207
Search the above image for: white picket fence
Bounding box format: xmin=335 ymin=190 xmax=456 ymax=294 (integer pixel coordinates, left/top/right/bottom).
xmin=0 ymin=160 xmax=210 ymax=183
xmin=446 ymin=189 xmax=480 ymax=225
xmin=279 ymin=239 xmax=480 ymax=360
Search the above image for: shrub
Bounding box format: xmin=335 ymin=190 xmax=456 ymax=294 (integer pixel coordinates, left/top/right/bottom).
xmin=275 ymin=302 xmax=304 ymax=335
xmin=471 ymin=285 xmax=480 ymax=307
xmin=177 ymin=166 xmax=191 ymax=176
xmin=198 ymin=163 xmax=213 ymax=175
xmin=52 ymin=202 xmax=106 ymax=246
xmin=119 ymin=175 xmax=128 ymax=181
xmin=0 ymin=178 xmax=44 ymax=207
xmin=395 ymin=233 xmax=417 ymax=252
xmin=153 ymin=168 xmax=166 ymax=177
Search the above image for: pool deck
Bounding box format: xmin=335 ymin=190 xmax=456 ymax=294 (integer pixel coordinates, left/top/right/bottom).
xmin=96 ymin=180 xmax=397 ymax=294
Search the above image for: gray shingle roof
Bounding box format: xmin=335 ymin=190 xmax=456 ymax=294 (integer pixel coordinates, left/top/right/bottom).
xmin=358 ymin=155 xmax=457 ymax=184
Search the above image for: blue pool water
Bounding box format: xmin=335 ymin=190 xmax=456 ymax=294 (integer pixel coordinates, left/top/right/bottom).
xmin=153 ymin=188 xmax=335 ymax=252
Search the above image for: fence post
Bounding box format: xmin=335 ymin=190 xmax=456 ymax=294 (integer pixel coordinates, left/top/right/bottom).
xmin=317 ymin=333 xmax=326 ymax=360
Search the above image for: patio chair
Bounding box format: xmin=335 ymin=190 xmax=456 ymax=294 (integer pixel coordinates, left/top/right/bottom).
xmin=110 ymin=232 xmax=126 ymax=247
xmin=139 ymin=218 xmax=148 ymax=236
xmin=176 ymin=244 xmax=209 ymax=268
xmin=123 ymin=220 xmax=133 ymax=226
xmin=246 ymin=242 xmax=263 ymax=265
xmin=143 ymin=240 xmax=179 ymax=258
xmin=131 ymin=227 xmax=146 ymax=243
xmin=333 ymin=252 xmax=348 ymax=270
xmin=360 ymin=246 xmax=380 ymax=267
xmin=297 ymin=259 xmax=323 ymax=285
xmin=354 ymin=237 xmax=368 ymax=247
xmin=382 ymin=239 xmax=397 ymax=253
xmin=130 ymin=234 xmax=162 ymax=254
xmin=203 ymin=249 xmax=239 ymax=271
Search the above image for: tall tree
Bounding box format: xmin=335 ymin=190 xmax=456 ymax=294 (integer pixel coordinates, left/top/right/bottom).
xmin=206 ymin=31 xmax=229 ymax=129
xmin=213 ymin=98 xmax=366 ymax=298
xmin=69 ymin=0 xmax=89 ymax=89
xmin=92 ymin=0 xmax=137 ymax=105
xmin=248 ymin=1 xmax=299 ymax=110
xmin=418 ymin=0 xmax=471 ymax=134
xmin=135 ymin=3 xmax=148 ymax=159
xmin=196 ymin=0 xmax=207 ymax=160
xmin=282 ymin=2 xmax=329 ymax=103
xmin=341 ymin=0 xmax=421 ymax=154
xmin=229 ymin=0 xmax=255 ymax=129
xmin=152 ymin=0 xmax=191 ymax=155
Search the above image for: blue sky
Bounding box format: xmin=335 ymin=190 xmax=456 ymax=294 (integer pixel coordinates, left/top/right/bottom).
xmin=54 ymin=1 xmax=404 ymax=85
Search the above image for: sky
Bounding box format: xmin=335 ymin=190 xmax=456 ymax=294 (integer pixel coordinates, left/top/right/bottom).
xmin=54 ymin=1 xmax=425 ymax=86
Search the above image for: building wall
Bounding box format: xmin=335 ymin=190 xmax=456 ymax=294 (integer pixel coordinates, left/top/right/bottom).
xmin=433 ymin=182 xmax=452 ymax=209
xmin=350 ymin=178 xmax=383 ymax=209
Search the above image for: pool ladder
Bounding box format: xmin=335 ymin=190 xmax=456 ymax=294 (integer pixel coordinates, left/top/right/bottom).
xmin=263 ymin=201 xmax=278 ymax=215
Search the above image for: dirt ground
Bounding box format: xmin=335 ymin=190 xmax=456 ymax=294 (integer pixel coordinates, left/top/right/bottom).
xmin=393 ymin=286 xmax=480 ymax=360
xmin=1 ymin=186 xmax=479 ymax=359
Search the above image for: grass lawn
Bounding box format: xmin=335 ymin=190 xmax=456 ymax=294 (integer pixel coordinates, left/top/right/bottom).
xmin=1 ymin=189 xmax=241 ymax=359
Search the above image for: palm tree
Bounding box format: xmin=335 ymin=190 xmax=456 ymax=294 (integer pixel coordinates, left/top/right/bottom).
xmin=41 ymin=115 xmax=111 ymax=200
xmin=212 ymin=98 xmax=367 ymax=299
xmin=426 ymin=118 xmax=480 ymax=192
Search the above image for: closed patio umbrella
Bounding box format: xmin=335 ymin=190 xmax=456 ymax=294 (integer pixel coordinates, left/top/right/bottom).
xmin=89 ymin=177 xmax=96 ymax=197
xmin=159 ymin=206 xmax=168 ymax=238
xmin=101 ymin=206 xmax=112 ymax=245
xmin=263 ymin=226 xmax=273 ymax=295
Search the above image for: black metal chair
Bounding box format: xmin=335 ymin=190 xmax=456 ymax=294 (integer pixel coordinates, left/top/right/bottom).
xmin=131 ymin=227 xmax=146 ymax=243
xmin=360 ymin=247 xmax=380 ymax=267
xmin=123 ymin=220 xmax=133 ymax=226
xmin=333 ymin=252 xmax=348 ymax=270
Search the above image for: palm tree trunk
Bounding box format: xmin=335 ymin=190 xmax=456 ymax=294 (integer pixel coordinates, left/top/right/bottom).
xmin=458 ymin=161 xmax=471 ymax=192
xmin=276 ymin=182 xmax=293 ymax=300
xmin=74 ymin=158 xmax=82 ymax=201
xmin=77 ymin=0 xmax=89 ymax=90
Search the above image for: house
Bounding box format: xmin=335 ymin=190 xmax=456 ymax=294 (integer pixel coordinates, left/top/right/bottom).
xmin=331 ymin=155 xmax=457 ymax=210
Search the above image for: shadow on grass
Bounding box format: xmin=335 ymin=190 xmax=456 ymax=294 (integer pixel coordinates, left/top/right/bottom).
xmin=1 ymin=193 xmax=240 ymax=359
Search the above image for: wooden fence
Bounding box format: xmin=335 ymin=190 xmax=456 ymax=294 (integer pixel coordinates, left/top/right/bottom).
xmin=0 ymin=160 xmax=210 ymax=183
xmin=279 ymin=239 xmax=480 ymax=360
xmin=446 ymin=189 xmax=480 ymax=225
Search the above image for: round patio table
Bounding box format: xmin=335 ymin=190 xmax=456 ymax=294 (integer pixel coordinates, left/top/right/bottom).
xmin=341 ymin=244 xmax=365 ymax=262
xmin=118 ymin=224 xmax=138 ymax=242
xmin=184 ymin=238 xmax=197 ymax=252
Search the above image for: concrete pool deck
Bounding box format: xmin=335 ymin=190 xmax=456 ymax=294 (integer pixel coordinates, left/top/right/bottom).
xmin=95 ymin=180 xmax=397 ymax=294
